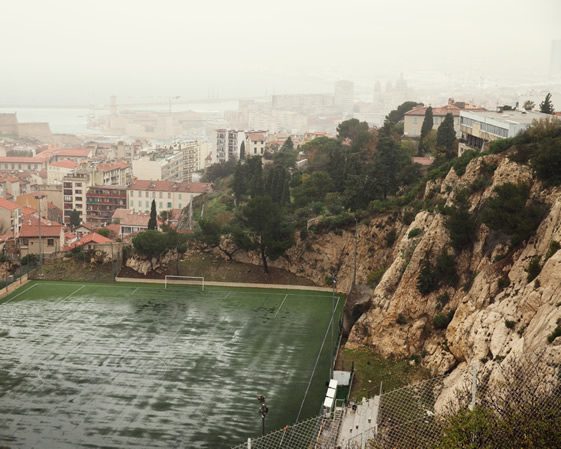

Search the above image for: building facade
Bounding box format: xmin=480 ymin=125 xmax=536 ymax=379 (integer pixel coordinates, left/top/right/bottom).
xmin=86 ymin=185 xmax=127 ymax=227
xmin=62 ymin=171 xmax=91 ymax=224
xmin=459 ymin=109 xmax=556 ymax=153
xmin=127 ymin=180 xmax=211 ymax=213
xmin=0 ymin=198 xmax=22 ymax=237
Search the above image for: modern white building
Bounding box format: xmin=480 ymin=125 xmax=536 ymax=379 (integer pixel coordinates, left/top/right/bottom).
xmin=62 ymin=171 xmax=91 ymax=224
xmin=459 ymin=109 xmax=556 ymax=153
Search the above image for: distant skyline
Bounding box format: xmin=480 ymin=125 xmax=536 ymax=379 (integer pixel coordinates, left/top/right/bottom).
xmin=1 ymin=0 xmax=560 ymax=106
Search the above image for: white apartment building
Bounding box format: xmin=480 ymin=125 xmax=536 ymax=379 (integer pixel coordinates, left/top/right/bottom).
xmin=62 ymin=171 xmax=91 ymax=224
xmin=127 ymin=180 xmax=212 ymax=213
xmin=216 ymin=130 xmax=269 ymax=161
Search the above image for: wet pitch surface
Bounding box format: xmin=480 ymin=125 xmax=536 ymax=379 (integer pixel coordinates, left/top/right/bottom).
xmin=0 ymin=281 xmax=342 ymax=448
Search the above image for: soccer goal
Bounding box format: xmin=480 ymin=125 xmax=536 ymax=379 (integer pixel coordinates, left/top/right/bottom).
xmin=164 ymin=275 xmax=205 ymax=291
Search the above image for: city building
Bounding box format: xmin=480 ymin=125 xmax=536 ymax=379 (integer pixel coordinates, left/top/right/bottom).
xmin=0 ymin=198 xmax=22 ymax=237
xmin=244 ymin=131 xmax=268 ymax=157
xmin=111 ymin=208 xmax=152 ymax=236
xmin=62 ymin=171 xmax=91 ymax=225
xmin=404 ymin=100 xmax=485 ymax=138
xmin=0 ymin=156 xmax=46 ymax=172
xmin=47 ymin=159 xmax=79 ymax=184
xmin=19 ymin=214 xmax=65 ymax=257
xmin=459 ymin=109 xmax=556 ymax=153
xmin=92 ymin=161 xmax=131 ymax=185
xmin=334 ymin=80 xmax=355 ymax=116
xmin=127 ymin=180 xmax=211 ymax=213
xmin=63 ymin=232 xmax=114 ymax=254
xmin=132 ymin=152 xmax=183 ymax=181
xmin=85 ymin=185 xmax=127 ymax=227
xmin=216 ymin=129 xmax=245 ymax=162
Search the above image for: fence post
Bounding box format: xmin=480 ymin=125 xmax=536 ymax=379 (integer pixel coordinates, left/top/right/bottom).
xmin=247 ymin=437 xmax=251 ymax=449
xmin=469 ymin=362 xmax=478 ymax=411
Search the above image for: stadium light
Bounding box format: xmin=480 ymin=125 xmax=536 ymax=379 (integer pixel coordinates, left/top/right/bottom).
xmin=257 ymin=395 xmax=268 ymax=436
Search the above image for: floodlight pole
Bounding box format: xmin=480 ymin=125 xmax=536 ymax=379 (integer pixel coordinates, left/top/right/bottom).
xmin=34 ymin=194 xmax=46 ymax=265
xmin=257 ymin=395 xmax=268 ymax=436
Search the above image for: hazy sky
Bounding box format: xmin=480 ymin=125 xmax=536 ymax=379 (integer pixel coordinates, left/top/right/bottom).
xmin=1 ymin=0 xmax=560 ymax=105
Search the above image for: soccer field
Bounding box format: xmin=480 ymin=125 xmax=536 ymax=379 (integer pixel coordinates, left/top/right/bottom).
xmin=0 ymin=280 xmax=343 ymax=449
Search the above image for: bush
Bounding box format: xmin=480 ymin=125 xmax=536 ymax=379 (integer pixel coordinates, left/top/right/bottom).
xmin=444 ymin=191 xmax=477 ymax=251
xmin=481 ymin=183 xmax=546 ymax=246
xmin=530 ymin=136 xmax=561 ymax=186
xmin=396 ymin=313 xmax=408 ymax=325
xmin=417 ymin=250 xmax=458 ymax=295
xmin=21 ymin=254 xmax=38 ymax=266
xmin=433 ymin=310 xmax=455 ymax=330
xmin=308 ymin=212 xmax=355 ymax=233
xmin=436 ymin=292 xmax=450 ymax=309
xmin=505 ymin=319 xmax=516 ymax=330
xmin=452 ymin=150 xmax=478 ymax=176
xmin=545 ymin=240 xmax=561 ymax=261
xmin=527 ymin=256 xmax=542 ymax=282
xmin=408 ymin=228 xmax=422 ymax=239
xmin=385 ymin=229 xmax=397 ymax=247
xmin=488 ymin=137 xmax=516 ymax=154
xmin=498 ymin=276 xmax=510 ymax=290
xmin=367 ymin=267 xmax=386 ymax=288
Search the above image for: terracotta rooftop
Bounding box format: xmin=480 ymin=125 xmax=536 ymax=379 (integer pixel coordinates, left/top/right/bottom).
xmin=128 ymin=180 xmax=212 ymax=194
xmin=20 ymin=215 xmax=63 ymax=238
xmin=96 ymin=161 xmax=129 ymax=172
xmin=49 ymin=159 xmax=79 ymax=169
xmin=246 ymin=131 xmax=267 ymax=142
xmin=64 ymin=232 xmax=112 ymax=250
xmin=0 ymin=198 xmax=20 ymax=211
xmin=112 ymin=208 xmax=151 ymax=227
xmin=0 ymin=156 xmax=45 ymax=164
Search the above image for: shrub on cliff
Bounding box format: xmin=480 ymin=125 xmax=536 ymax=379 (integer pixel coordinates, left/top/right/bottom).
xmin=480 ymin=183 xmax=546 ymax=246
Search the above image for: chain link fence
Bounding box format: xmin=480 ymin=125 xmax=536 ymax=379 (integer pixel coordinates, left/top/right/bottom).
xmin=232 ymin=350 xmax=561 ymax=449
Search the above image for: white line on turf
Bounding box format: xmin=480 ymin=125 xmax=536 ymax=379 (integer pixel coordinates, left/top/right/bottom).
xmin=294 ymin=296 xmax=341 ymax=423
xmin=274 ymin=294 xmax=289 ymax=318
xmin=0 ymin=283 xmax=37 ymax=306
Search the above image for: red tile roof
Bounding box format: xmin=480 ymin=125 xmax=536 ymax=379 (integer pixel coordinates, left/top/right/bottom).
xmin=49 ymin=159 xmax=79 ymax=169
xmin=129 ymin=180 xmax=212 ymax=194
xmin=0 ymin=198 xmax=20 ymax=211
xmin=96 ymin=161 xmax=129 ymax=172
xmin=112 ymin=208 xmax=151 ymax=227
xmin=20 ymin=215 xmax=63 ymax=238
xmin=104 ymin=223 xmax=121 ymax=236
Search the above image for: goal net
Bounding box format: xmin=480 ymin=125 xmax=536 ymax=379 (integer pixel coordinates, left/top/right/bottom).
xmin=164 ymin=275 xmax=205 ymax=291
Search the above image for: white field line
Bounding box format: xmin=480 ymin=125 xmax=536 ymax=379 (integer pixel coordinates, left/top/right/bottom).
xmin=0 ymin=283 xmax=37 ymax=306
xmin=294 ymin=296 xmax=341 ymax=423
xmin=274 ymin=294 xmax=289 ymax=318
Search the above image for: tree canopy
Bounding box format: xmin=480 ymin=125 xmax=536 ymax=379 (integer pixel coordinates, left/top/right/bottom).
xmin=539 ymin=93 xmax=555 ymax=114
xmin=436 ymin=113 xmax=457 ymax=160
xmin=147 ymin=200 xmax=157 ymax=230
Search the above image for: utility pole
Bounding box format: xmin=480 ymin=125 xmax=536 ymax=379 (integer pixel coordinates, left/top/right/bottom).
xmin=34 ymin=194 xmax=46 ymax=265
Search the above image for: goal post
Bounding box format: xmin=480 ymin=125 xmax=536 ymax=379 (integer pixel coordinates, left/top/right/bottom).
xmin=164 ymin=275 xmax=205 ymax=291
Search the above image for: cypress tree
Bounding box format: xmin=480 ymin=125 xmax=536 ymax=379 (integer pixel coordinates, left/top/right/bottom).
xmin=419 ymin=106 xmax=434 ymax=155
xmin=436 ymin=113 xmax=457 ymax=159
xmin=147 ymin=199 xmax=158 ymax=230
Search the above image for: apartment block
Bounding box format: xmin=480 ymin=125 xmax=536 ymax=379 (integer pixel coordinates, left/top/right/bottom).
xmin=86 ymin=185 xmax=127 ymax=227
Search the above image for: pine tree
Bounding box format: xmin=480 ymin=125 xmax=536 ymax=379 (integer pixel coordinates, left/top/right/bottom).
xmin=147 ymin=199 xmax=158 ymax=230
xmin=280 ymin=137 xmax=294 ymax=152
xmin=436 ymin=113 xmax=457 ymax=159
xmin=539 ymin=93 xmax=555 ymax=114
xmin=419 ymin=106 xmax=434 ymax=155
xmin=232 ymin=161 xmax=246 ymax=204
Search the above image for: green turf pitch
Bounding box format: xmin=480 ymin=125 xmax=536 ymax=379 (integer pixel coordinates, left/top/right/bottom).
xmin=0 ymin=281 xmax=344 ymax=449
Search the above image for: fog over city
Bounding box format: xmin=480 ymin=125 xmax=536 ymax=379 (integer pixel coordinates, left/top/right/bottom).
xmin=2 ymin=0 xmax=560 ymax=106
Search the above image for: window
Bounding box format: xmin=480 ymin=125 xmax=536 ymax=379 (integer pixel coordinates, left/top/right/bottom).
xmin=167 ymin=192 xmax=171 ymax=199
xmin=47 ymin=239 xmax=54 ymax=247
xmin=167 ymin=202 xmax=172 ymax=208
xmin=159 ymin=192 xmax=163 ymax=199
xmin=178 ymin=193 xmax=182 ymax=199
xmin=159 ymin=202 xmax=163 ymax=209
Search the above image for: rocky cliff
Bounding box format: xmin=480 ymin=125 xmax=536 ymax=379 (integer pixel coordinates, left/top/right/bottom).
xmin=222 ymin=151 xmax=561 ymax=384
